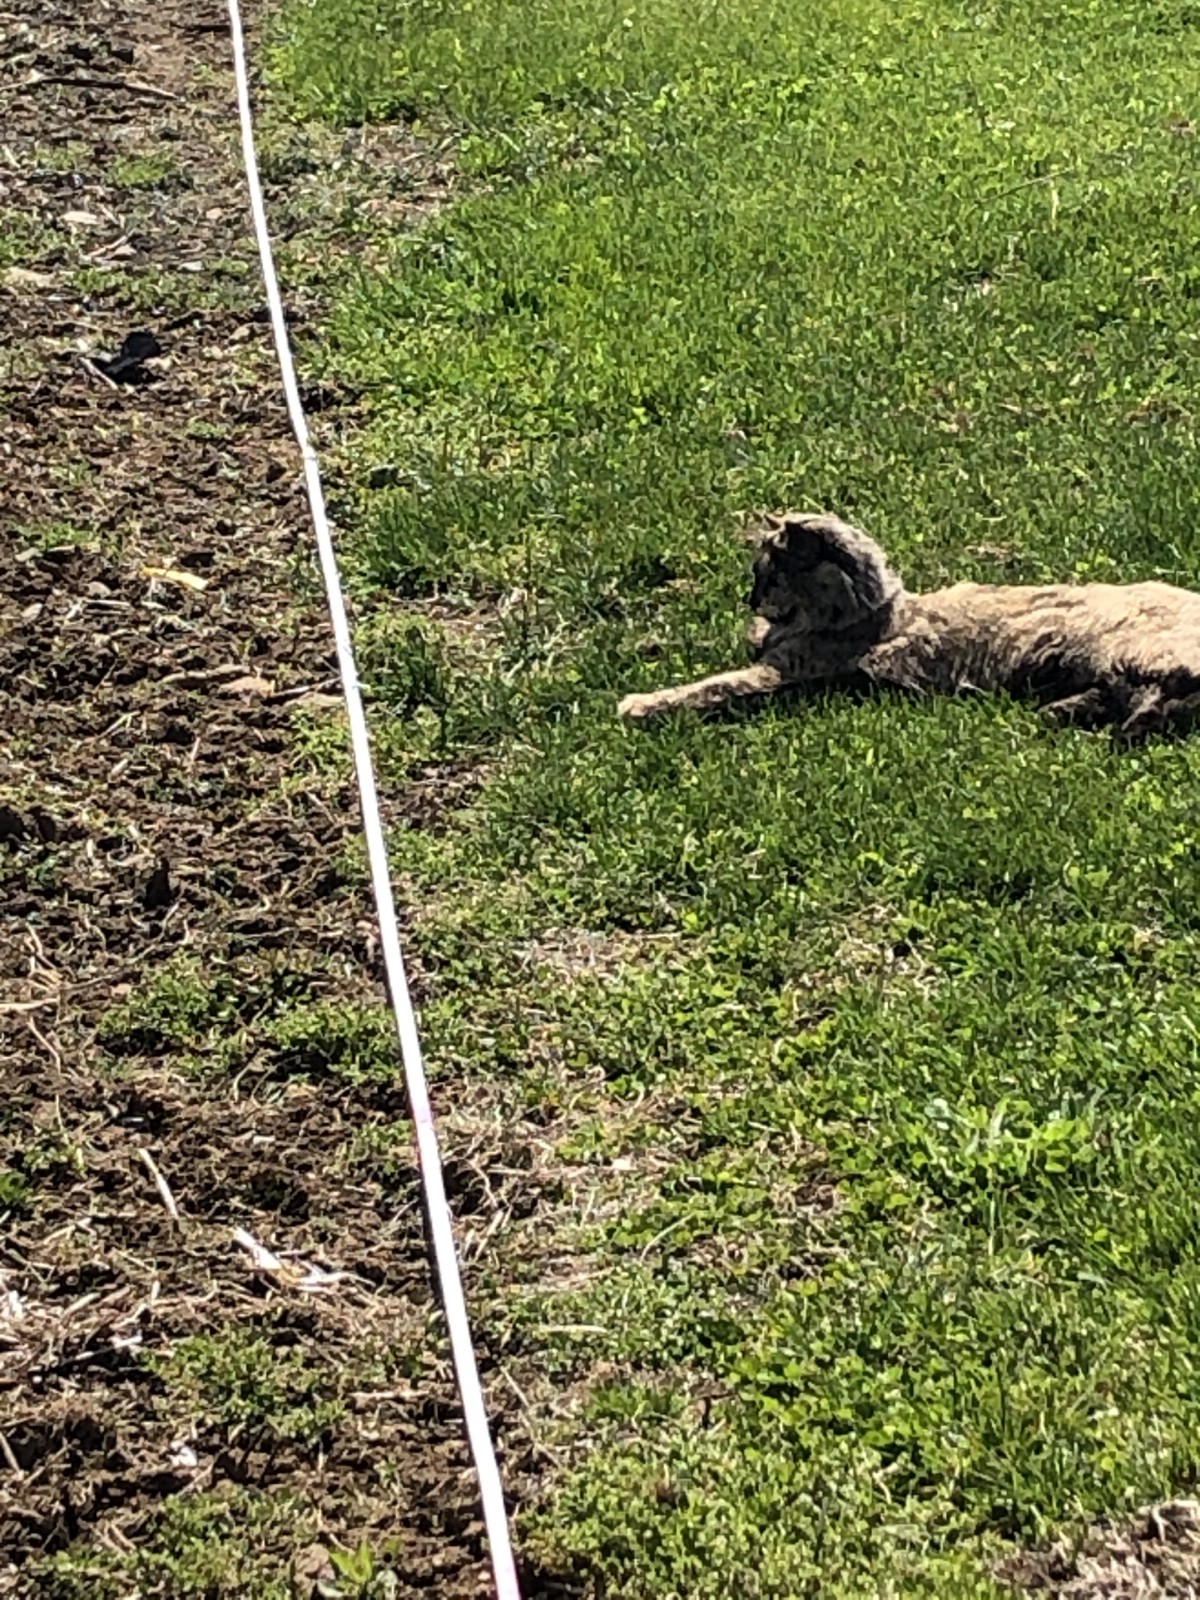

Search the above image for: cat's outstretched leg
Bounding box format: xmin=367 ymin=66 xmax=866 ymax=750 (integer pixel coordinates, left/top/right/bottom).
xmin=618 ymin=663 xmax=786 ymax=721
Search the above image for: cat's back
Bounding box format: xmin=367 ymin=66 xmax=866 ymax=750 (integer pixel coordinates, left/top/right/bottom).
xmin=920 ymin=577 xmax=1200 ymax=677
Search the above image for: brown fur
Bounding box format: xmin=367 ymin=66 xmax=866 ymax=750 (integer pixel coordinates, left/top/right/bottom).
xmin=617 ymin=512 xmax=1200 ymax=737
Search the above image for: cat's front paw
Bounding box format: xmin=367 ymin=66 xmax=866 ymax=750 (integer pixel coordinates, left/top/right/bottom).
xmin=618 ymin=691 xmax=669 ymax=721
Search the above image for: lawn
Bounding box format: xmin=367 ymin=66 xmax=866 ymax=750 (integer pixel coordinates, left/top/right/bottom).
xmin=272 ymin=1 xmax=1200 ymax=1593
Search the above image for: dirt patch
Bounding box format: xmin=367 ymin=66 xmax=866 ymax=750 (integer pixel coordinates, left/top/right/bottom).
xmin=1003 ymin=1501 xmax=1200 ymax=1596
xmin=0 ymin=2 xmax=553 ymax=1595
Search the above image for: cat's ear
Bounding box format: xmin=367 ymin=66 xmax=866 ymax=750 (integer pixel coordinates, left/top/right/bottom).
xmin=740 ymin=511 xmax=786 ymax=548
xmin=772 ymin=513 xmax=904 ymax=615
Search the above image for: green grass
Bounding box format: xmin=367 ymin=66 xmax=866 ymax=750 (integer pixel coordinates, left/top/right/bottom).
xmin=149 ymin=1328 xmax=344 ymax=1445
xmin=0 ymin=207 xmax=54 ymax=271
xmin=272 ymin=0 xmax=1200 ymax=1593
xmin=29 ymin=141 xmax=92 ymax=175
xmin=108 ymin=151 xmax=184 ymax=190
xmin=14 ymin=519 xmax=108 ymax=554
xmin=98 ymin=953 xmax=395 ymax=1085
xmin=38 ymin=1488 xmax=311 ymax=1599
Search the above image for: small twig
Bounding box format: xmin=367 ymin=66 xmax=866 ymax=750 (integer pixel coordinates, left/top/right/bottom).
xmin=85 ymin=233 xmax=131 ymax=261
xmin=233 ymin=1227 xmax=282 ymax=1271
xmin=985 ymin=167 xmax=1075 ymax=205
xmin=95 ymin=1522 xmax=136 ymax=1554
xmin=25 ymin=1017 xmax=62 ymax=1073
xmin=159 ymin=662 xmax=253 ymax=688
xmin=263 ymin=676 xmax=340 ymax=705
xmin=91 ymin=710 xmax=137 ymax=742
xmin=28 ymin=71 xmax=178 ymax=102
xmin=0 ymin=997 xmax=58 ymax=1014
xmin=78 ymin=355 xmax=120 ymax=393
xmin=535 ymin=1322 xmax=608 ymax=1337
xmin=498 ymin=1367 xmax=563 ymax=1465
xmin=138 ymin=1148 xmax=181 ymax=1222
xmin=0 ymin=1431 xmax=22 ymax=1476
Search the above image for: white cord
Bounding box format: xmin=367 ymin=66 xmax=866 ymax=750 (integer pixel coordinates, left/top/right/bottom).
xmin=225 ymin=6 xmax=522 ymax=1594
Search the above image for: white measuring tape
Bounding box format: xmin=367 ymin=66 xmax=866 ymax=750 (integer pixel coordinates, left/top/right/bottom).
xmin=225 ymin=5 xmax=522 ymax=1595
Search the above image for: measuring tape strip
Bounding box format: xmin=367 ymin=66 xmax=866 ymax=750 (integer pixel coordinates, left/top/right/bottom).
xmin=225 ymin=5 xmax=523 ymax=1593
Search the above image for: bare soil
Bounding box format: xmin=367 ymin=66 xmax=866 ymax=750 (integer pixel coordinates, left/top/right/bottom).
xmin=1004 ymin=1501 xmax=1200 ymax=1597
xmin=0 ymin=2 xmax=553 ymax=1594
